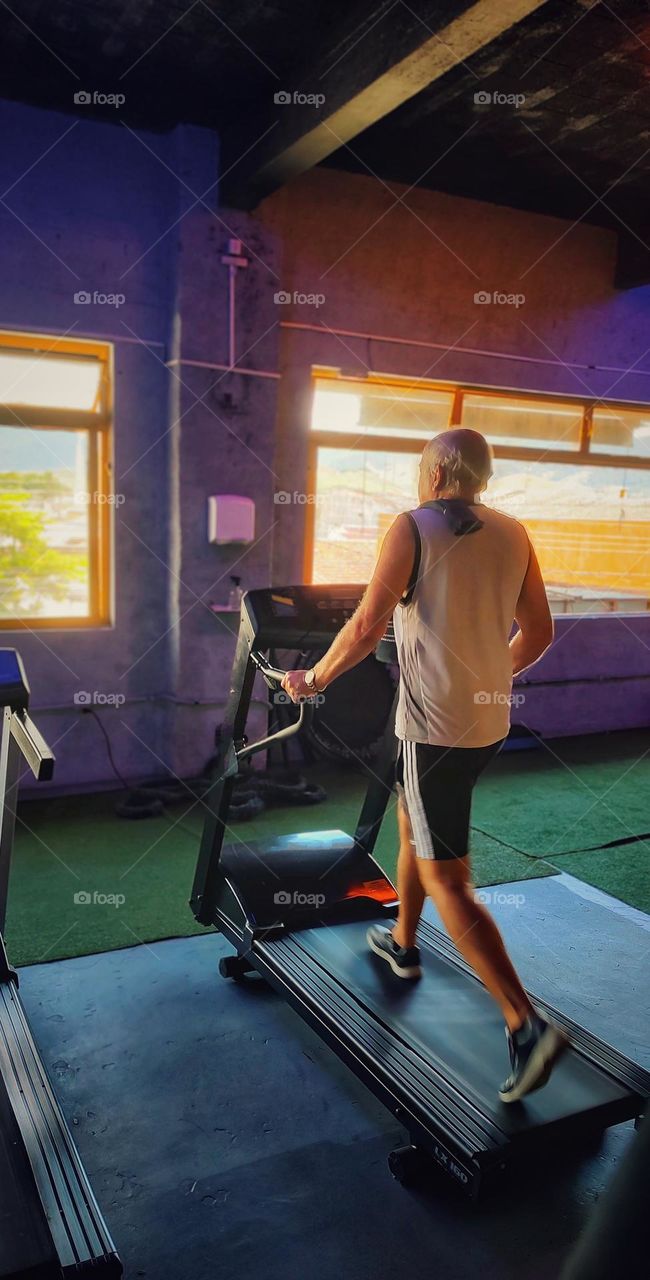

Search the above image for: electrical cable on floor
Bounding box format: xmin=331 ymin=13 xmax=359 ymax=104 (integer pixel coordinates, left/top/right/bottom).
xmin=470 ymin=821 xmax=650 ymax=866
xmin=80 ymin=709 xmax=135 ymax=793
xmin=469 ymin=823 xmax=564 ymax=882
xmin=78 ymin=708 xmax=213 ymax=819
xmin=80 ymin=707 xmax=327 ymax=822
xmin=579 ymin=831 xmax=650 ymax=851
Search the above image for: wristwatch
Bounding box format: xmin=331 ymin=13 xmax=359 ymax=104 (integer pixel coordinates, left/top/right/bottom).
xmin=304 ymin=668 xmax=323 ymax=694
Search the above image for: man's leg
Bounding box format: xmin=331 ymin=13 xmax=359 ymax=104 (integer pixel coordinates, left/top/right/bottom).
xmin=398 ymin=739 xmax=533 ymax=1031
xmin=366 ymin=783 xmax=424 ymax=978
xmin=392 ymin=796 xmax=425 ymax=951
xmin=415 ymin=853 xmax=533 ymax=1032
xmin=373 ymin=741 xmax=568 ymax=1098
xmin=414 ymin=849 xmax=567 ymax=1101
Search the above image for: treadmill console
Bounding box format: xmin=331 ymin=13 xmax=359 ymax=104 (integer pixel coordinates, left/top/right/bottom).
xmin=0 ymin=649 xmax=30 ymax=712
xmin=242 ymin=585 xmax=365 ymax=647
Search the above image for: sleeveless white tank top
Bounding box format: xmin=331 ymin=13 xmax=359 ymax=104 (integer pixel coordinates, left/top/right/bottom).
xmin=393 ymin=502 xmax=530 ymax=748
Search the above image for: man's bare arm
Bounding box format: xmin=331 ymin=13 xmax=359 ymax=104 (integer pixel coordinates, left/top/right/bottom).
xmin=510 ymin=538 xmax=554 ymax=677
xmin=315 ymin=515 xmax=414 ymax=686
xmin=281 ymin=514 xmax=415 ymax=701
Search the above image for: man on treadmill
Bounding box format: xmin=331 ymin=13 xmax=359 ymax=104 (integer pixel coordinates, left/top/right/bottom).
xmin=282 ymin=427 xmax=567 ymax=1103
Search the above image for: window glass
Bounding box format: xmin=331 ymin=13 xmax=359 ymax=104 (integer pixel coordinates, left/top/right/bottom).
xmin=486 ymin=458 xmax=650 ymax=613
xmin=591 ymin=407 xmax=650 ymax=458
xmin=309 ymin=377 xmax=650 ymax=613
xmin=0 ymin=426 xmax=90 ymax=619
xmin=0 ymin=351 xmax=102 ymax=410
xmin=312 ymin=379 xmax=453 ymax=440
xmin=462 ymin=393 xmax=581 ymax=451
xmin=312 ymin=447 xmax=420 ymax=583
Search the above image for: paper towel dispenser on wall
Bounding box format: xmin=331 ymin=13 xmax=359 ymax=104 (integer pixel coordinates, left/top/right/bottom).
xmin=207 ymin=495 xmax=255 ymax=544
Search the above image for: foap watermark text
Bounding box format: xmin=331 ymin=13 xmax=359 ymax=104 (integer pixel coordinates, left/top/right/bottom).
xmin=273 ymin=690 xmax=326 ymax=708
xmin=475 ymin=890 xmax=526 ymax=908
xmin=474 ymin=691 xmax=525 ymax=707
xmin=274 ymin=890 xmax=326 ymax=907
xmin=474 ymin=290 xmax=525 ymax=308
xmin=274 ymin=490 xmax=323 ymax=505
xmin=274 ymin=289 xmax=325 ymax=308
xmin=75 ymin=490 xmax=125 ymax=506
xmin=74 ymin=890 xmax=126 ymax=908
xmin=274 ymin=90 xmax=325 ymax=108
xmin=74 ymin=290 xmax=125 ymax=308
xmin=74 ymin=90 xmax=125 ymax=108
xmin=474 ymin=91 xmax=525 ymax=108
xmin=74 ymin=690 xmax=125 ymax=707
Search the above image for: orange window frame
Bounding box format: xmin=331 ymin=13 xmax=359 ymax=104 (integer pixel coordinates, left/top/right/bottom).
xmin=0 ymin=330 xmax=113 ymax=630
xmin=303 ymin=369 xmax=650 ymax=583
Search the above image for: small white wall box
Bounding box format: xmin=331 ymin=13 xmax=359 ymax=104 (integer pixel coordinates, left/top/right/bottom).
xmin=207 ymin=495 xmax=255 ymax=545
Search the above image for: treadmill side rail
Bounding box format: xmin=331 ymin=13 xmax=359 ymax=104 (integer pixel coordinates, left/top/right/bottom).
xmin=247 ymin=925 xmax=648 ymax=1201
xmin=0 ymin=656 xmax=122 ymax=1277
xmin=0 ymin=979 xmax=123 ymax=1277
xmin=252 ymin=934 xmax=488 ymax=1198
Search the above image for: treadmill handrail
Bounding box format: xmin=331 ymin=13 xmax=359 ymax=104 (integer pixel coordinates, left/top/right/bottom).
xmin=1 ymin=702 xmax=55 ymax=942
xmin=237 ymin=651 xmax=314 ymax=762
xmin=248 ymin=649 xmax=287 ymax=688
xmin=10 ymin=708 xmax=55 ymax=782
xmin=237 ymin=700 xmax=311 ymax=762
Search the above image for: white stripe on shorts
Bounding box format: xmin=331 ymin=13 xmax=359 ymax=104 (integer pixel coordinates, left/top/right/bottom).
xmin=404 ymin=740 xmax=435 ymax=859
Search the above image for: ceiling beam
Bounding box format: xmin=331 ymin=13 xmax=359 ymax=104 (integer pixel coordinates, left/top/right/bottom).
xmin=222 ymin=0 xmax=550 ymax=208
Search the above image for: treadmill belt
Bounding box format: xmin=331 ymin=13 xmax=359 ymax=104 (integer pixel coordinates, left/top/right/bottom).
xmin=276 ymin=919 xmax=636 ymax=1140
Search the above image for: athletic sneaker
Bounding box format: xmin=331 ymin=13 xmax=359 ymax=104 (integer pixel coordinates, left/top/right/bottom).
xmin=499 ymin=1012 xmax=569 ymax=1103
xmin=366 ymin=925 xmax=422 ymax=979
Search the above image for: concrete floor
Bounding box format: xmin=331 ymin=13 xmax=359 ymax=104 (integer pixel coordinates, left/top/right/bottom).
xmin=18 ymin=874 xmax=650 ymax=1280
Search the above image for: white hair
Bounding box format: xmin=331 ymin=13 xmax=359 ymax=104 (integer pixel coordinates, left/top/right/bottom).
xmin=421 ymin=428 xmax=492 ymax=495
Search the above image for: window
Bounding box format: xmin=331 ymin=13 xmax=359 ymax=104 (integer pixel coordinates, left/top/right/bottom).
xmin=307 ymin=371 xmax=650 ymax=614
xmin=0 ymin=332 xmax=112 ymax=628
xmin=313 ymin=447 xmax=420 ymax=584
xmin=312 ymin=377 xmax=454 ymax=440
xmin=461 ymin=392 xmax=581 ymax=451
xmin=590 ymin=406 xmax=650 ymax=459
xmin=485 ymin=460 xmax=650 ymax=614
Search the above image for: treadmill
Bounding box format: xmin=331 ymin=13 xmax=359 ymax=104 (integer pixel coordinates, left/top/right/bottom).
xmin=0 ymin=649 xmax=122 ymax=1278
xmin=191 ymin=585 xmax=649 ymax=1198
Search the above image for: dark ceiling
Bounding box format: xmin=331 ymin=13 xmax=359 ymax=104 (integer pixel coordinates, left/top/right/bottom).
xmin=1 ymin=1 xmax=650 ymax=282
xmin=324 ymin=1 xmax=650 ymax=238
xmin=0 ymin=0 xmax=355 ymax=125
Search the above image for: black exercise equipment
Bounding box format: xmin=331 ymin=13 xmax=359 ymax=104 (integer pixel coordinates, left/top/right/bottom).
xmin=0 ymin=649 xmax=122 ymax=1279
xmin=191 ymin=586 xmax=649 ymax=1199
xmin=300 ymin=653 xmax=397 ymax=764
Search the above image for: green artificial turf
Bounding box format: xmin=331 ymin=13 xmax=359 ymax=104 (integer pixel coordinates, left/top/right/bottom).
xmin=472 ymin=731 xmax=650 ymax=857
xmin=8 ymin=767 xmax=552 ymax=968
xmin=7 ymin=731 xmax=648 ymax=969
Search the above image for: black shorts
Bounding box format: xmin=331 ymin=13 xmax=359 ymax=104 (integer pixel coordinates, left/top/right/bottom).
xmin=395 ymin=738 xmax=504 ymax=861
